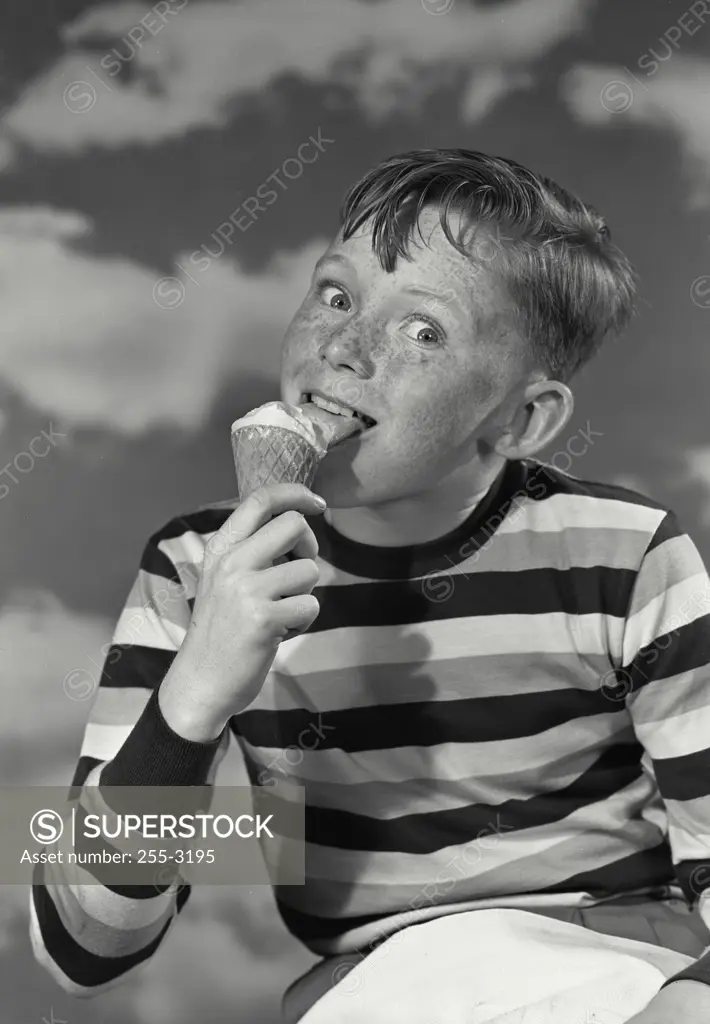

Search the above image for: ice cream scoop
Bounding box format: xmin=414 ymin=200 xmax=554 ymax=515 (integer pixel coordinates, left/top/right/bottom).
xmin=230 ymin=400 xmax=363 ymax=501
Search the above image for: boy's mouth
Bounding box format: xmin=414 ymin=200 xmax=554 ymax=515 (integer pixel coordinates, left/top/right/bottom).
xmin=300 ymin=390 xmax=377 ymax=442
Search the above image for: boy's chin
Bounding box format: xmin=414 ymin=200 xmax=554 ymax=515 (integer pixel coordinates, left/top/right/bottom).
xmin=311 ymin=458 xmax=384 ymax=509
xmin=311 ymin=457 xmax=415 ymax=509
xmin=310 ymin=464 xmax=366 ymax=508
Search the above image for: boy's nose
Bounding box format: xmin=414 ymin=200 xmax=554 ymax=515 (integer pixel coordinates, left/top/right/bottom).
xmin=318 ymin=329 xmax=374 ymax=381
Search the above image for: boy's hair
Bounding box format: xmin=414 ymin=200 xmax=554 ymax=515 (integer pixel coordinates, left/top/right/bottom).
xmin=339 ymin=149 xmax=637 ymax=382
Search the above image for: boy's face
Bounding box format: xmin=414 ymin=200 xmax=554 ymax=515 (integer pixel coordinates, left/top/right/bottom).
xmin=280 ymin=205 xmax=535 ymax=508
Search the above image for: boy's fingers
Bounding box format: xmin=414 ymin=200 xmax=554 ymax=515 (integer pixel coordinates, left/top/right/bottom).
xmin=292 ymin=526 xmax=319 ymax=562
xmin=236 ymin=511 xmax=317 ymax=569
xmin=211 ymin=484 xmax=325 ymax=549
xmin=272 ymin=594 xmax=321 ymax=635
xmin=257 ymin=558 xmax=320 ymax=599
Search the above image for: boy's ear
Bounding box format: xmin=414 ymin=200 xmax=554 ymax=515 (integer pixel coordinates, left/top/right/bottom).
xmin=493 ymin=379 xmax=574 ymax=460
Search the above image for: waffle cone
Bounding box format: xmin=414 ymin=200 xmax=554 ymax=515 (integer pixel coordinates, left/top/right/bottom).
xmin=231 ymin=424 xmax=323 ymax=501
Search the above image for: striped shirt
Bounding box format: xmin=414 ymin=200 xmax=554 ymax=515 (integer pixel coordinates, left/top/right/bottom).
xmin=30 ymin=457 xmax=710 ymax=994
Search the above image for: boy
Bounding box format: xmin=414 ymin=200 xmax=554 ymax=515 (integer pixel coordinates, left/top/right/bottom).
xmin=30 ymin=149 xmax=710 ymax=1022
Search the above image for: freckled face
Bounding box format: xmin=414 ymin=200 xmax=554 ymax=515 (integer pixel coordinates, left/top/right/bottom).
xmin=280 ymin=206 xmax=530 ymax=508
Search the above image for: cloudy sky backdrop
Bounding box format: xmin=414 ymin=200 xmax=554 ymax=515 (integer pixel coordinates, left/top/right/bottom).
xmin=1 ymin=0 xmax=710 ymax=1020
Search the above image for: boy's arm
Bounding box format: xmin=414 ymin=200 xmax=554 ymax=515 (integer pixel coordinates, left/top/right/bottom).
xmin=29 ymin=519 xmax=231 ymax=996
xmin=621 ymin=511 xmax=710 ymax=987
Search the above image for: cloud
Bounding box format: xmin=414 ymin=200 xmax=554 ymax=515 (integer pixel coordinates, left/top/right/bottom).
xmin=0 ymin=589 xmax=114 ymax=782
xmin=0 ymin=205 xmax=327 ymax=434
xmin=460 ymin=67 xmax=534 ymax=123
xmin=562 ymin=58 xmax=710 ymax=209
xmin=0 ymin=204 xmax=91 ymax=240
xmin=0 ymin=134 xmax=18 ymax=171
xmin=681 ymin=446 xmax=710 ymax=527
xmin=0 ymin=0 xmax=592 ymax=161
xmin=606 ymin=473 xmax=651 ymax=497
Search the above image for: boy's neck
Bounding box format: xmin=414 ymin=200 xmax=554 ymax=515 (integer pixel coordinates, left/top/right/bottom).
xmin=325 ymin=457 xmax=508 ymax=547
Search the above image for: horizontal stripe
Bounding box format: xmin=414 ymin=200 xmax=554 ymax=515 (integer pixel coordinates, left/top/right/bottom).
xmin=154 ymin=506 xmax=230 ymax=544
xmin=270 ymin=747 xmax=611 ymax=818
xmin=251 ymin=651 xmax=613 ymax=714
xmin=626 ymin=667 xmax=710 ymax=725
xmin=623 ymin=569 xmax=710 ymax=664
xmin=499 ymin=491 xmax=665 ymax=537
xmin=238 ymin=712 xmax=633 ymax=785
xmin=237 ymin=686 xmax=626 ymax=753
xmin=113 ymin=594 xmax=186 ymax=649
xmin=460 ymin=524 xmax=652 ymax=575
xmin=271 ymin=613 xmax=626 ymax=676
xmin=538 ymin=842 xmax=675 ymax=899
xmin=440 ymin=816 xmax=671 ymax=909
xmin=92 ymin=644 xmax=176 ymax=690
xmin=633 ymin=699 xmax=710 ymax=759
xmin=310 ymin=566 xmax=636 ymax=635
xmin=665 ymin=791 xmax=710 ymax=837
xmin=81 ymin=686 xmax=152 ymax=727
xmin=312 ymin=525 xmax=655 ymax=588
xmin=654 ymin=746 xmax=710 ymax=802
xmin=525 ymin=466 xmax=667 ymax=511
xmin=668 ymin=811 xmax=710 ymax=863
xmin=80 ymin=723 xmax=134 ymax=762
xmin=626 ymin=614 xmax=710 ymax=692
xmin=290 ymin=745 xmax=643 ymax=853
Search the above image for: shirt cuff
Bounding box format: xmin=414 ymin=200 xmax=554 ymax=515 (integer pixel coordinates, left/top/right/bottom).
xmin=662 ymin=947 xmax=710 ymax=988
xmin=99 ymin=686 xmax=226 ymax=788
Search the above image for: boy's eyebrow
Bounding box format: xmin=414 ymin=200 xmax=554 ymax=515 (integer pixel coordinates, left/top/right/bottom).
xmin=313 ymin=254 xmax=351 ymax=274
xmin=402 ymin=284 xmax=457 ymax=303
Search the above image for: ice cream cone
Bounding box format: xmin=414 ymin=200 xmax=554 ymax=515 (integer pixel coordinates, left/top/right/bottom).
xmin=231 ymin=424 xmax=323 ymax=500
xmin=231 ymin=400 xmax=365 ymax=502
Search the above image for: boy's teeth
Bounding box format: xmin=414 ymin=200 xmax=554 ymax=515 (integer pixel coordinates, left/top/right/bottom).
xmin=311 ymin=394 xmax=357 ymax=418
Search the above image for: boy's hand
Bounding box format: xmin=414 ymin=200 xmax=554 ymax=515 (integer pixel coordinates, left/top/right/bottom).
xmin=159 ymin=483 xmax=325 ymax=741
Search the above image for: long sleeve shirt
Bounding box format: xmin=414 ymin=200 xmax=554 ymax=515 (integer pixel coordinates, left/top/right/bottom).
xmin=30 ymin=457 xmax=710 ymax=994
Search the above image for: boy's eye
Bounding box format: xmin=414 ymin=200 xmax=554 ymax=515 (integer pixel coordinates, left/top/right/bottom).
xmin=402 ymin=316 xmax=444 ymax=346
xmin=317 ymin=280 xmax=352 ymax=312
